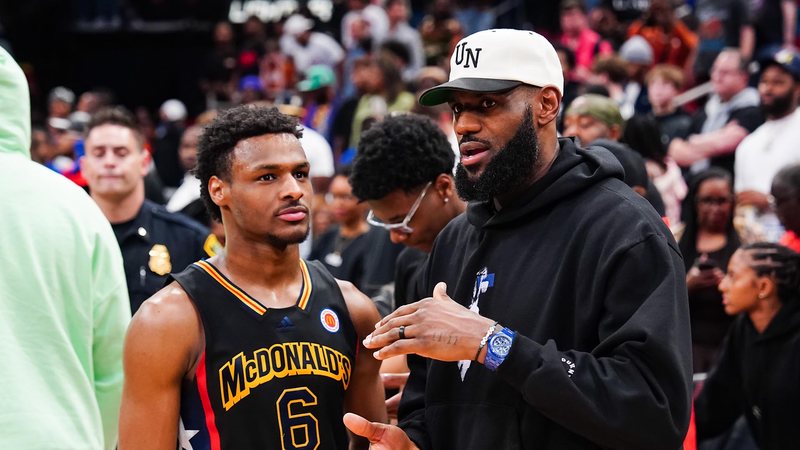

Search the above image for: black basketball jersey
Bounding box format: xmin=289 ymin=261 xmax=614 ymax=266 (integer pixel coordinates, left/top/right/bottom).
xmin=173 ymin=259 xmax=357 ymax=450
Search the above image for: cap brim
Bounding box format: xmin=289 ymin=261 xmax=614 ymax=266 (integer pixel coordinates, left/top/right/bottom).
xmin=418 ymin=78 xmax=523 ymax=106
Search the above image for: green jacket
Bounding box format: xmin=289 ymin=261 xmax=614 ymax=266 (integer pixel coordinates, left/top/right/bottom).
xmin=0 ymin=46 xmax=130 ymax=449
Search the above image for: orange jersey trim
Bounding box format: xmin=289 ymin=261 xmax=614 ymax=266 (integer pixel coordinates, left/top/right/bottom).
xmin=297 ymin=259 xmax=313 ymax=310
xmin=193 ymin=260 xmax=313 ymax=314
xmin=194 ymin=260 xmax=267 ymax=315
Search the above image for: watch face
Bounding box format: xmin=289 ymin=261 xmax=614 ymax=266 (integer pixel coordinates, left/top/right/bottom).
xmin=490 ymin=334 xmax=512 ymax=357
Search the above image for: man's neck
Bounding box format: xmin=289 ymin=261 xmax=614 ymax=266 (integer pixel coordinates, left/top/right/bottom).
xmin=768 ymin=106 xmax=797 ymax=122
xmin=652 ymin=103 xmax=675 ymax=116
xmin=340 ymin=220 xmax=369 ymax=238
xmin=93 ymin=188 xmax=145 ymax=224
xmin=219 ymin=237 xmax=301 ymax=288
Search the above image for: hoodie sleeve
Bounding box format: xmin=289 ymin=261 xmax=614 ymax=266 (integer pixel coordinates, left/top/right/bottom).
xmin=496 ymin=234 xmax=693 ymax=450
xmin=91 ymin=227 xmax=131 ymax=450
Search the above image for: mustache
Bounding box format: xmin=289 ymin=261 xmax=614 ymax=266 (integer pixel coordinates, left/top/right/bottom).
xmin=459 ymin=135 xmax=491 ymax=146
xmin=275 ymin=200 xmax=309 ymax=213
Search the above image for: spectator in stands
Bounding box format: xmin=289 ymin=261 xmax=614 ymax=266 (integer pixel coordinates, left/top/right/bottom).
xmin=589 ymin=54 xmax=630 ymax=109
xmin=559 ymin=0 xmax=613 ymax=83
xmin=309 ymin=167 xmax=403 ymax=298
xmin=382 ymin=0 xmax=425 ymax=82
xmin=298 ymin=64 xmax=339 ymax=141
xmin=622 ymin=114 xmax=687 ymax=226
xmin=347 ymin=55 xmax=415 ymax=158
xmin=627 ymin=0 xmax=698 ymax=71
xmin=692 ymin=0 xmax=754 ymax=81
xmin=236 ymin=74 xmax=265 ymax=105
xmin=669 ymin=49 xmax=763 ymax=177
xmin=646 ymin=64 xmax=692 ymax=143
xmin=771 ymin=163 xmax=800 ymax=252
xmin=554 ymin=44 xmax=581 ymax=122
xmin=47 ymin=86 xmax=75 ymax=120
xmin=342 ymin=0 xmax=390 ymax=51
xmin=749 ymin=0 xmax=797 ymax=56
xmin=200 ymin=21 xmax=237 ymax=110
xmin=280 ymin=14 xmax=345 ymax=75
xmin=735 ymin=48 xmax=800 ymax=211
xmin=677 ymin=168 xmax=739 ymax=372
xmin=152 ymin=99 xmax=187 ymax=195
xmin=165 ymin=124 xmax=202 ymax=213
xmin=695 ymin=242 xmax=800 ymax=449
xmin=564 ymin=94 xmax=666 ymax=215
xmin=419 ymin=0 xmax=463 ymax=66
xmin=617 ymin=35 xmax=654 ymax=118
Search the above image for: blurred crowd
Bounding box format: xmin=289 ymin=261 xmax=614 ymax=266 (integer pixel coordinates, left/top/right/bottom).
xmin=5 ymin=0 xmax=800 ymax=448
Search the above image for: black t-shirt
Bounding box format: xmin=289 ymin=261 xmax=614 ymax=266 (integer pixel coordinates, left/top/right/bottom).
xmin=689 ymin=105 xmax=765 ymax=176
xmin=749 ymin=0 xmax=786 ymax=49
xmin=694 ymin=0 xmax=750 ymax=74
xmin=393 ymin=247 xmax=428 ymax=309
xmin=309 ymin=225 xmax=403 ymax=297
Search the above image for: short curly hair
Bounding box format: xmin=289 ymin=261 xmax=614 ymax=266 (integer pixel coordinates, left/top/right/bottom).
xmin=196 ymin=105 xmax=302 ymax=221
xmin=350 ymin=113 xmax=454 ymax=200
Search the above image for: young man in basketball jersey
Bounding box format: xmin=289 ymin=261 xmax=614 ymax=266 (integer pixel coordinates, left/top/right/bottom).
xmin=119 ymin=106 xmax=387 ymax=450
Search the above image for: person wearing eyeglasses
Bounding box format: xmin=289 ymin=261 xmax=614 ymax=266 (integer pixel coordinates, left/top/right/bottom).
xmin=309 ymin=165 xmax=403 ymax=299
xmin=349 ymin=112 xmax=465 ymax=424
xmin=678 ymin=167 xmax=741 ymax=373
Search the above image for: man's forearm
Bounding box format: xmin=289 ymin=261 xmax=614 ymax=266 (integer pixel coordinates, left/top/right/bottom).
xmin=686 ymin=122 xmax=749 ymax=157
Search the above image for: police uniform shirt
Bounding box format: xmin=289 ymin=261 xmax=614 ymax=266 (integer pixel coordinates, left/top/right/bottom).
xmin=111 ymin=199 xmax=218 ymax=313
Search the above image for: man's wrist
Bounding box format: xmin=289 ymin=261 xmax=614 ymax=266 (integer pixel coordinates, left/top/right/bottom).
xmin=483 ymin=327 xmax=516 ymax=371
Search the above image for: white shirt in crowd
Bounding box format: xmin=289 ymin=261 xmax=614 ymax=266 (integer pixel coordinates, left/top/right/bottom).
xmin=279 ymin=32 xmax=345 ymax=74
xmin=735 ymin=107 xmax=800 ymax=194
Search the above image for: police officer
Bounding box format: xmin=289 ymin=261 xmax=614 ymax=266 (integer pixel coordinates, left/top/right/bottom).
xmin=81 ymin=106 xmax=218 ymax=313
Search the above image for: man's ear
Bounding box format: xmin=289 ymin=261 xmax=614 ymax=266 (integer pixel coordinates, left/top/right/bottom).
xmin=208 ymin=175 xmax=227 ymax=209
xmin=608 ymin=124 xmax=622 ymax=141
xmin=536 ymin=86 xmax=562 ymax=127
xmin=434 ymin=173 xmax=455 ymax=200
xmin=139 ymin=149 xmax=152 ymax=177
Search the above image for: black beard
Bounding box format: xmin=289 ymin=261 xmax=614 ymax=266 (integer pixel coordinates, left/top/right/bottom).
xmin=455 ymin=107 xmax=540 ymax=202
xmin=761 ymin=90 xmax=796 ymax=118
xmin=264 ymin=224 xmax=310 ymax=250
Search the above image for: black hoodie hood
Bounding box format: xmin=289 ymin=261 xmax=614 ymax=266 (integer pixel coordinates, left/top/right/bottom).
xmin=466 ymin=137 xmax=625 ymax=229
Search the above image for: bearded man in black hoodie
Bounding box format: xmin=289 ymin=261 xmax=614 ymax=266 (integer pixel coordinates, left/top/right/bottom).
xmin=344 ymin=29 xmax=692 ymax=450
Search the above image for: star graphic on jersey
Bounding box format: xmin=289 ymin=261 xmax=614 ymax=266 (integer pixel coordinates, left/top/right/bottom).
xmin=179 ymin=417 xmax=199 ymax=450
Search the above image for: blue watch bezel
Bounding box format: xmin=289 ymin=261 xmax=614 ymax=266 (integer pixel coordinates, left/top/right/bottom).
xmin=484 ymin=327 xmax=515 ymax=371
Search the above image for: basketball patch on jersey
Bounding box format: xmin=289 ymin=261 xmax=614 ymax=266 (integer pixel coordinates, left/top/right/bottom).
xmin=320 ymin=308 xmax=340 ymax=333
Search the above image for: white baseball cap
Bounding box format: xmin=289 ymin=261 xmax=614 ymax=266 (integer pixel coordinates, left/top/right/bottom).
xmin=419 ymin=29 xmax=564 ymax=106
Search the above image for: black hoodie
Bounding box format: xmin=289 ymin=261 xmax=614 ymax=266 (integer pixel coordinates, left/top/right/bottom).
xmin=695 ymin=299 xmax=800 ymax=449
xmin=398 ymin=138 xmax=692 ymax=450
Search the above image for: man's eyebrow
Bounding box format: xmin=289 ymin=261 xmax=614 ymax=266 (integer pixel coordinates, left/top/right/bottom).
xmin=252 ymin=161 xmax=310 ymax=171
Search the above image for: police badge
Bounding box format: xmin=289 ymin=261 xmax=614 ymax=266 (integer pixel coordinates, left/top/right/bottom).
xmin=148 ymin=244 xmax=172 ymax=276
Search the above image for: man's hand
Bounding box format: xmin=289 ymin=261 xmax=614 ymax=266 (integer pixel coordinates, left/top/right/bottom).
xmin=343 ymin=413 xmax=419 ymax=450
xmin=686 ymin=266 xmax=724 ymax=291
xmin=668 ymin=138 xmax=697 ymax=167
xmin=363 ymin=282 xmax=496 ymax=361
xmin=736 ymin=190 xmax=771 ymax=211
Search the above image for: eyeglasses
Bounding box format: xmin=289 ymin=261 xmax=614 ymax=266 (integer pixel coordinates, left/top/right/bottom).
xmin=366 ymin=181 xmax=432 ymax=234
xmin=697 ymin=196 xmax=733 ymax=206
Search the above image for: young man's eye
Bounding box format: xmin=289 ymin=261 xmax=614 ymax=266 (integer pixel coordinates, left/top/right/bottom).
xmin=294 ymin=171 xmax=309 ymax=179
xmin=481 ymin=99 xmax=496 ymax=109
xmin=451 ymin=104 xmax=463 ymax=114
xmin=258 ymin=174 xmax=276 ymax=181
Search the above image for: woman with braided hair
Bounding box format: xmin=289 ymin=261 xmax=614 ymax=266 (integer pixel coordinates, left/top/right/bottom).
xmin=694 ymin=242 xmax=800 ymax=449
